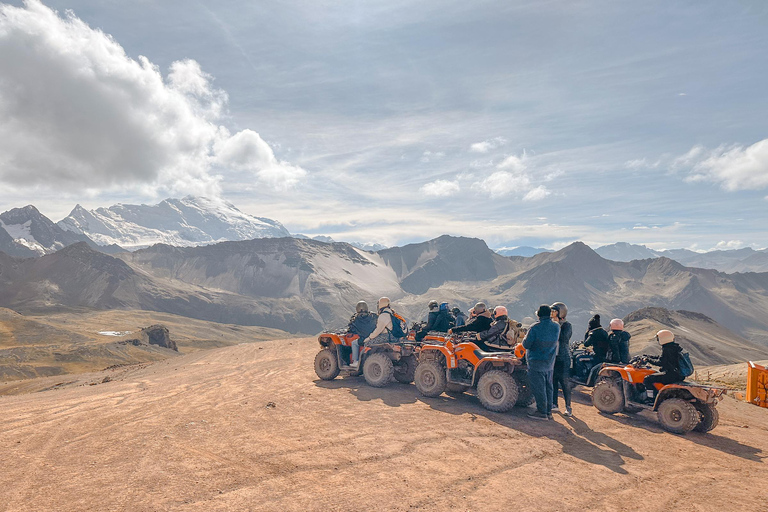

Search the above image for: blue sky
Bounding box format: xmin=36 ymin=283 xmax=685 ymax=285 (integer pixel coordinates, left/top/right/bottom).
xmin=0 ymin=0 xmax=767 ymax=250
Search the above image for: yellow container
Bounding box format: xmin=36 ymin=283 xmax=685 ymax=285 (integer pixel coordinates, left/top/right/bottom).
xmin=746 ymin=361 xmax=768 ymax=408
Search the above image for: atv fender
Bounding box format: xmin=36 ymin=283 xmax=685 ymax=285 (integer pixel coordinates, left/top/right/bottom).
xmin=653 ymin=383 xmax=723 ymax=411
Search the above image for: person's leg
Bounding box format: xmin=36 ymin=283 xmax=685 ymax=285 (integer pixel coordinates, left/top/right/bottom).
xmin=545 ymin=369 xmax=554 ymax=416
xmin=552 ymin=360 xmax=563 ymax=408
xmin=529 ymin=370 xmax=548 ymax=415
xmin=561 ymin=362 xmax=572 ymax=409
xmin=350 ymin=338 xmax=360 ymax=367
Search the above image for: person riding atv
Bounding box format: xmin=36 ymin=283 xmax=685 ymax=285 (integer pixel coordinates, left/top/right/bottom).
xmin=591 ymin=331 xmax=723 ymax=434
xmin=414 ymin=300 xmax=454 ymax=341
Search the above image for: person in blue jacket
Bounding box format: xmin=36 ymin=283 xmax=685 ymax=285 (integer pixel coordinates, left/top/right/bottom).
xmin=522 ymin=304 xmax=560 ymax=420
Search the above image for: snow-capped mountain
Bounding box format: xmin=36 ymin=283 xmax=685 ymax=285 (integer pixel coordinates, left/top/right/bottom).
xmin=594 ymin=242 xmax=660 ymax=262
xmin=0 ymin=205 xmax=101 ymax=257
xmin=495 ymin=246 xmax=552 ymax=257
xmin=58 ymin=196 xmax=290 ymax=250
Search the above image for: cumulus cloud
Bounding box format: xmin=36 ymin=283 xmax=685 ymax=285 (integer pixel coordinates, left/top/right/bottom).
xmin=471 ymin=152 xmax=551 ymax=201
xmin=470 ymin=137 xmax=507 ymax=153
xmin=685 ymin=139 xmax=768 ymax=191
xmin=420 ymin=179 xmax=460 ymax=197
xmin=715 ymin=240 xmax=744 ymax=250
xmin=0 ymin=1 xmax=304 ymax=195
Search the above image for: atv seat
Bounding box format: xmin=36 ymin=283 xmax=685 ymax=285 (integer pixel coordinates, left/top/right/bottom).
xmin=474 ymin=349 xmax=512 ymax=360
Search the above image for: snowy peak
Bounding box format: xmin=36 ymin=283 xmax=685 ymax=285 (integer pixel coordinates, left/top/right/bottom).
xmin=58 ymin=196 xmax=290 ymax=250
xmin=0 ymin=205 xmax=95 ymax=257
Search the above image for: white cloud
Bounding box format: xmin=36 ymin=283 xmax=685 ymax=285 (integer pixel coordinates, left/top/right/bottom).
xmin=685 ymin=139 xmax=768 ymax=191
xmin=420 ymin=179 xmax=460 ymax=197
xmin=420 ymin=150 xmax=445 ymax=163
xmin=523 ymin=186 xmax=551 ymax=201
xmin=469 ymin=136 xmax=507 ymax=153
xmin=714 ymin=240 xmax=744 ymax=250
xmin=0 ymin=1 xmax=304 ymax=195
xmin=471 ymin=152 xmax=551 ymax=201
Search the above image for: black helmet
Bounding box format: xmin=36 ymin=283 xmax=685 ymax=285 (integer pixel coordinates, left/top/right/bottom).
xmin=451 ymin=307 xmax=461 ymax=315
xmin=356 ymin=301 xmax=369 ymax=314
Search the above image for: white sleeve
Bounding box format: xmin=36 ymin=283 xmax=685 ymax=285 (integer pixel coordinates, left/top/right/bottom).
xmin=367 ymin=312 xmax=391 ymax=340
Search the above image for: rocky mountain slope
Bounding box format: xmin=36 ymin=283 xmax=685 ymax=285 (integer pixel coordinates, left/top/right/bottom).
xmin=57 ymin=196 xmax=289 ymax=249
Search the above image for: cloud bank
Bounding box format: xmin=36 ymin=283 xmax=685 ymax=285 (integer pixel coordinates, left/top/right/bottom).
xmin=686 ymin=139 xmax=768 ymax=191
xmin=0 ymin=0 xmax=304 ymax=195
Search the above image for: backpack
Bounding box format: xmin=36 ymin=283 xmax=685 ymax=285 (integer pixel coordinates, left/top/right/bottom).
xmin=383 ymin=308 xmax=408 ymax=339
xmin=678 ymin=351 xmax=694 ymax=378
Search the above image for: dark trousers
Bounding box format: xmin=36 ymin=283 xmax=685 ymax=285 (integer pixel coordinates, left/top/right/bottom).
xmin=529 ymin=368 xmax=553 ymax=415
xmin=552 ymin=359 xmax=572 ymax=408
xmin=643 ymin=371 xmax=681 ymax=390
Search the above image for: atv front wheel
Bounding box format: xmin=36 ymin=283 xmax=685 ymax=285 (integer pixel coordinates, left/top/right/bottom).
xmin=445 ymin=382 xmax=469 ymax=395
xmin=363 ymin=353 xmax=394 ymax=387
xmin=314 ymin=349 xmax=340 ymax=380
xmin=513 ymin=372 xmax=535 ymax=407
xmin=692 ymin=402 xmax=719 ymax=433
xmin=591 ymin=380 xmax=624 ymax=414
xmin=477 ymin=370 xmax=519 ymax=412
xmin=657 ymin=398 xmax=700 ymax=434
xmin=414 ymin=361 xmax=447 ymax=397
xmin=393 ymin=355 xmax=417 ymax=384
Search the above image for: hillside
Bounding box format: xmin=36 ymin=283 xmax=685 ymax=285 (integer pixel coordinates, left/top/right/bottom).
xmin=0 ymin=338 xmax=765 ymax=511
xmin=0 ymin=307 xmax=291 ymax=383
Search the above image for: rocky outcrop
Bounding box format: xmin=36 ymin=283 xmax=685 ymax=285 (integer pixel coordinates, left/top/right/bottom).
xmin=140 ymin=325 xmax=177 ymax=351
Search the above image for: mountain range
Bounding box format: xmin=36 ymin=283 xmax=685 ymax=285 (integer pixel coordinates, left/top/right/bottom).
xmin=595 ymin=242 xmax=768 ymax=273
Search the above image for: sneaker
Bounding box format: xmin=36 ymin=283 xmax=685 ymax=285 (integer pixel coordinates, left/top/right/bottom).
xmin=547 ymin=414 xmax=554 ymax=420
xmin=564 ymin=407 xmax=573 ymax=417
xmin=349 ymin=361 xmax=359 ymax=369
xmin=551 ymin=406 xmax=560 ymax=413
xmin=527 ymin=411 xmax=549 ymax=421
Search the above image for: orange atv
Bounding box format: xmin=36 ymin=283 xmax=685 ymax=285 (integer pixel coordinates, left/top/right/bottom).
xmin=314 ymin=331 xmax=419 ymax=387
xmin=414 ymin=333 xmax=531 ymax=412
xmin=591 ymin=356 xmax=725 ymax=434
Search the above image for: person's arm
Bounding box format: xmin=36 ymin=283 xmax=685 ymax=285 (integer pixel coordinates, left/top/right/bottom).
xmin=583 ymin=330 xmax=594 ymax=348
xmin=478 ymin=321 xmax=504 ymax=341
xmin=366 ymin=312 xmax=391 ymax=341
xmin=452 ymin=318 xmax=476 ymax=333
xmin=561 ymin=322 xmax=572 ymax=344
xmin=522 ymin=324 xmax=537 ymax=350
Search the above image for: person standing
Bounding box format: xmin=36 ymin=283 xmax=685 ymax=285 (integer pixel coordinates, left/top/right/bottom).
xmin=522 ymin=304 xmax=560 ymax=420
xmin=550 ymin=302 xmax=573 ymax=417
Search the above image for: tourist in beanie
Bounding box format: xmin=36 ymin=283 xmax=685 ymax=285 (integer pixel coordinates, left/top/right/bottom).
xmin=522 ymin=304 xmax=560 ymax=420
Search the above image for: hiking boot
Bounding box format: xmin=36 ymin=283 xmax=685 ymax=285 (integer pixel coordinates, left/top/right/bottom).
xmin=564 ymin=406 xmax=573 ymax=417
xmin=551 ymin=406 xmax=560 ymax=413
xmin=547 ymin=414 xmax=554 ymax=420
xmin=527 ymin=411 xmax=549 ymax=421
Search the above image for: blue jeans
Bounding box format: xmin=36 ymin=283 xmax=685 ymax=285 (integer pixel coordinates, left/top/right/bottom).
xmin=529 ymin=368 xmax=554 ymax=415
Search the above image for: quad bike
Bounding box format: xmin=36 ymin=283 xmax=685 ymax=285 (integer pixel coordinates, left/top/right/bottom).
xmin=570 ymin=344 xmax=600 ymax=387
xmin=314 ymin=331 xmax=420 ymax=388
xmin=414 ymin=333 xmax=533 ymax=412
xmin=591 ymin=356 xmax=725 ymax=434
xmin=407 ymin=322 xmax=450 ymax=343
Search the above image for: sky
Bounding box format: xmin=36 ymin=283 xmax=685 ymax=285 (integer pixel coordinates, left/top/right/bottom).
xmin=0 ymin=0 xmax=767 ymax=251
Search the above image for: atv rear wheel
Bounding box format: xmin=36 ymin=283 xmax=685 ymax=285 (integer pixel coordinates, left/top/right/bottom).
xmin=657 ymin=398 xmax=700 ymax=434
xmin=414 ymin=361 xmax=447 ymax=397
xmin=314 ymin=349 xmax=340 ymax=380
xmin=513 ymin=372 xmax=535 ymax=407
xmin=592 ymin=380 xmax=624 ymax=414
xmin=477 ymin=370 xmax=519 ymax=412
xmin=393 ymin=355 xmax=417 ymax=384
xmin=692 ymin=402 xmax=719 ymax=433
xmin=363 ymin=353 xmax=394 ymax=387
xmin=445 ymin=382 xmax=469 ymax=395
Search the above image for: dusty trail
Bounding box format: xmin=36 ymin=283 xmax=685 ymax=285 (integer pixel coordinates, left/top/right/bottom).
xmin=0 ymin=337 xmax=766 ymax=512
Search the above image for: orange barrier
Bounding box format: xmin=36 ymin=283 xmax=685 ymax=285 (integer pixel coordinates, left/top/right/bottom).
xmin=746 ymin=361 xmax=768 ymax=408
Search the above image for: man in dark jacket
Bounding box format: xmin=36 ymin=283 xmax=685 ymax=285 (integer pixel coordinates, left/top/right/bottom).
xmin=607 ymin=318 xmax=631 ymax=364
xmin=449 ymin=302 xmax=493 ymax=335
xmin=583 ymin=314 xmax=609 ymax=363
xmin=643 ymin=330 xmax=685 ymax=401
xmin=416 ymin=300 xmax=453 ymax=341
xmin=522 ymin=304 xmax=560 ymax=420
xmin=475 ymin=305 xmax=511 ymax=351
xmin=452 ymin=307 xmax=467 ymax=328
xmin=347 ymin=301 xmax=378 ymax=340
xmin=550 ymin=302 xmax=573 ymax=416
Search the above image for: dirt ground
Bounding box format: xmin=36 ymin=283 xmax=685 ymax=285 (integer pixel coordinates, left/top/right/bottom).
xmin=0 ymin=337 xmax=766 ymax=512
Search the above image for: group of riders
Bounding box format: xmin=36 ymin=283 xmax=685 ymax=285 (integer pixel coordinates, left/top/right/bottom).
xmin=344 ymin=297 xmax=689 ymax=421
